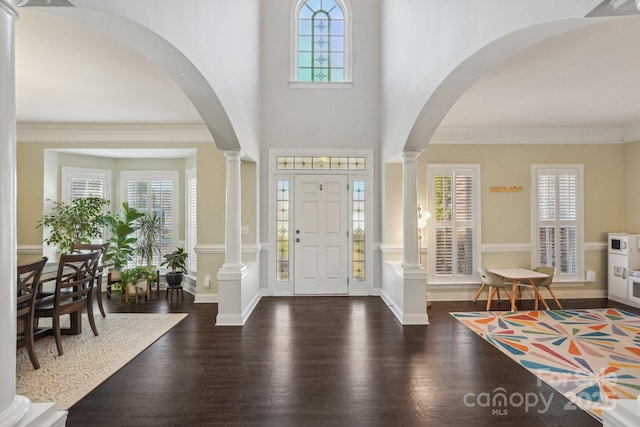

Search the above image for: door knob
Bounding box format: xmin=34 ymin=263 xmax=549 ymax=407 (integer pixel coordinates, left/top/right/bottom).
xmin=296 ymin=238 xmax=300 ymax=242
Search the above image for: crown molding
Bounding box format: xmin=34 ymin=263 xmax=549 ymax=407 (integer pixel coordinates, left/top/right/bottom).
xmin=623 ymin=121 xmax=640 ymax=143
xmin=431 ymin=126 xmax=624 ymax=145
xmin=17 ymin=123 xmax=214 ymax=143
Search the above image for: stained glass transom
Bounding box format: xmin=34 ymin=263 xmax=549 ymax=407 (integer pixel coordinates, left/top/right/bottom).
xmin=276 ymin=156 xmax=365 ymax=170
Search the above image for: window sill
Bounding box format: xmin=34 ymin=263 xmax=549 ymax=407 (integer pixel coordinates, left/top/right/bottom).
xmin=289 ymin=81 xmax=353 ymax=90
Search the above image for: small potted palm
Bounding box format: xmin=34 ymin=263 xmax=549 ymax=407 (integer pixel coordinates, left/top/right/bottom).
xmin=161 ymin=247 xmax=189 ymax=287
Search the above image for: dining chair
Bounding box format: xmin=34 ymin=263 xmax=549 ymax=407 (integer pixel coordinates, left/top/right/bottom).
xmin=34 ymin=251 xmax=101 ymax=356
xmin=17 ymin=256 xmax=48 ymax=369
xmin=71 ymin=242 xmax=110 ymax=317
xmin=518 ymin=266 xmax=561 ymax=309
xmin=478 ymin=267 xmax=512 ymax=311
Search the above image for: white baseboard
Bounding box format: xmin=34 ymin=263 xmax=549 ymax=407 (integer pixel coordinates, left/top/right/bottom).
xmin=194 ymin=293 xmax=218 ymax=303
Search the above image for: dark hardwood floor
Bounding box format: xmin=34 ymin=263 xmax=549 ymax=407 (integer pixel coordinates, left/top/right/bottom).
xmin=66 ymin=293 xmax=639 ymax=426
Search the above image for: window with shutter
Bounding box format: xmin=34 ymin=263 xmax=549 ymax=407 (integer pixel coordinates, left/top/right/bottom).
xmin=427 ymin=165 xmax=481 ymax=283
xmin=532 ymin=165 xmax=583 ymax=281
xmin=185 ymin=168 xmax=197 ymax=273
xmin=62 ymin=167 xmax=111 ymax=203
xmin=122 ymin=171 xmax=178 ymax=266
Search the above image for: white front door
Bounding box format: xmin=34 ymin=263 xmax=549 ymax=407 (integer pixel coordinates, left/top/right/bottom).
xmin=294 ymin=174 xmax=348 ymax=294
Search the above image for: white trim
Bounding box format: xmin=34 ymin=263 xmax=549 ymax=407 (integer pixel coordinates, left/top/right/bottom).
xmin=427 ymin=283 xmax=607 ymax=301
xmin=431 ymin=126 xmax=624 ymax=145
xmin=623 ymin=121 xmax=640 ymax=142
xmin=194 ymin=294 xmax=219 ymax=303
xmin=289 ymin=0 xmax=353 ymax=84
xmin=585 ymin=241 xmax=607 ymax=251
xmin=426 ymin=164 xmax=481 ymax=284
xmin=268 ymin=149 xmax=373 ymax=296
xmin=289 ymin=81 xmax=353 ymax=89
xmin=381 ymin=241 xmax=605 ymax=256
xmin=121 ymin=170 xmax=179 ymax=261
xmin=0 ymin=1 xmax=19 ymax=20
xmin=17 ymin=123 xmax=213 ymax=143
xmin=61 ymin=166 xmax=112 ymax=204
xmin=194 ymin=244 xmax=261 ymax=254
xmin=481 ymin=243 xmax=531 ymax=253
xmin=530 ymin=164 xmax=584 ymax=282
xmin=17 ymin=245 xmax=45 ymax=255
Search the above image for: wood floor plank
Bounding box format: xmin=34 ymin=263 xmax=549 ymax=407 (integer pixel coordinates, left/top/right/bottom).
xmin=66 ymin=294 xmax=637 ymax=426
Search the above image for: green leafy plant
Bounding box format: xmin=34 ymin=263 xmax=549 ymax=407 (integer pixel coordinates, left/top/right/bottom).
xmin=161 ymin=247 xmax=189 ymax=287
xmin=134 ymin=212 xmax=164 ymax=266
xmin=103 ymin=202 xmax=145 ymax=271
xmin=114 ymin=265 xmax=156 ymax=296
xmin=37 ymin=197 xmax=109 ymax=253
xmin=161 ymin=247 xmax=189 ymax=274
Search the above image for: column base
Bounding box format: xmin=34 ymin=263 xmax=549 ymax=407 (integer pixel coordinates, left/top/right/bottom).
xmin=0 ymin=396 xmax=67 ymax=427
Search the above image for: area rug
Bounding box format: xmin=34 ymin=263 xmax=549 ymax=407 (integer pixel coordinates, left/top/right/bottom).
xmin=16 ymin=312 xmax=188 ymax=410
xmin=451 ymin=308 xmax=640 ymax=422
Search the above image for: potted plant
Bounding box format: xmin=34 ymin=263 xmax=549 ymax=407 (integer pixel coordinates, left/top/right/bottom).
xmin=37 ymin=196 xmax=109 ymax=254
xmin=161 ymin=247 xmax=189 ymax=287
xmin=119 ymin=265 xmax=157 ymax=301
xmin=103 ymin=202 xmax=145 ymax=273
xmin=134 ymin=212 xmax=164 ymax=266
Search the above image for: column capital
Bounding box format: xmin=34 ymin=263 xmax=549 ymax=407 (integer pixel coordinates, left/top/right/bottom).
xmin=222 ymin=150 xmax=244 ymax=162
xmin=401 ymin=150 xmax=423 ymax=162
xmin=0 ymin=1 xmax=19 ymax=20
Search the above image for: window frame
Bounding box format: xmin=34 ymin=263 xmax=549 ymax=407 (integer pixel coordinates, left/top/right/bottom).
xmin=185 ymin=167 xmax=197 ymax=274
xmin=531 ymin=164 xmax=584 ymax=282
xmin=61 ymin=167 xmax=111 ymax=203
xmin=120 ymin=170 xmax=179 ymax=265
xmin=426 ymin=164 xmax=482 ymax=285
xmin=290 ymin=0 xmax=353 ymax=88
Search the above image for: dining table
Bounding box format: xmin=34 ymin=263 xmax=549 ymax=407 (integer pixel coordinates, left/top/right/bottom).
xmin=487 ymin=267 xmax=550 ymax=311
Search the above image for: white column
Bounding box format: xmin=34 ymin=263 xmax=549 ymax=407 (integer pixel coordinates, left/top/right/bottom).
xmin=0 ymin=1 xmax=30 ymax=425
xmin=220 ymin=150 xmax=244 ymax=272
xmin=401 ymin=150 xmax=422 ymax=269
xmin=0 ymin=3 xmax=66 ymax=424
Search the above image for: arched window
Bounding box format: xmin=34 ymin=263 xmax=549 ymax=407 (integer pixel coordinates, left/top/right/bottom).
xmin=291 ymin=0 xmax=352 ymax=85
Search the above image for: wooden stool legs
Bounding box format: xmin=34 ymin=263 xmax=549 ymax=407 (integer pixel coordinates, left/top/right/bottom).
xmin=166 ymin=285 xmax=184 ymax=302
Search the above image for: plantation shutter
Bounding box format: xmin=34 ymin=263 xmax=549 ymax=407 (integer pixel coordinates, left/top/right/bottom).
xmin=63 ymin=168 xmax=110 ymax=203
xmin=70 ymin=176 xmax=105 ymax=201
xmin=429 ymin=165 xmax=480 ymax=283
xmin=124 ymin=172 xmax=177 ymax=266
xmin=185 ymin=169 xmax=197 ymax=273
xmin=535 ymin=167 xmax=580 ymax=280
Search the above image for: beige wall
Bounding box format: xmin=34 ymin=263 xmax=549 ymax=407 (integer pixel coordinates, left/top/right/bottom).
xmin=384 ymin=142 xmax=626 ymax=297
xmin=624 ymin=140 xmax=640 ymax=233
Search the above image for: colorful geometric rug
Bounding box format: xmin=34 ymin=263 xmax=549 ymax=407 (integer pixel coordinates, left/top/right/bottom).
xmin=451 ymin=308 xmax=640 ymax=422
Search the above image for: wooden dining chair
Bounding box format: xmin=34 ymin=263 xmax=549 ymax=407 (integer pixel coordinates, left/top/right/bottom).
xmin=34 ymin=251 xmax=101 ymax=356
xmin=17 ymin=257 xmax=48 ymax=369
xmin=71 ymin=242 xmax=110 ymax=317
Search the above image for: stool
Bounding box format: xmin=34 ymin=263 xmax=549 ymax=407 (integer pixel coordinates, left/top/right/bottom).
xmin=166 ymin=285 xmax=184 ymax=302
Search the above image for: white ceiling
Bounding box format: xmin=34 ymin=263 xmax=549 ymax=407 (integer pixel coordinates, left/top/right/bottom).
xmin=440 ymin=16 xmax=640 ymax=129
xmin=16 ymin=9 xmax=203 ymax=125
xmin=15 ymin=9 xmax=640 ymax=146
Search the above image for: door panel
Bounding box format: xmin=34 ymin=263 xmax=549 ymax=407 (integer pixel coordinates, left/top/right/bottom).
xmin=294 ymin=174 xmax=348 ymax=294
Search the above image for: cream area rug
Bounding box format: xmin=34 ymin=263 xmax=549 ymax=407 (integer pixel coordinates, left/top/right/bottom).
xmin=16 ymin=312 xmax=188 ymax=410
